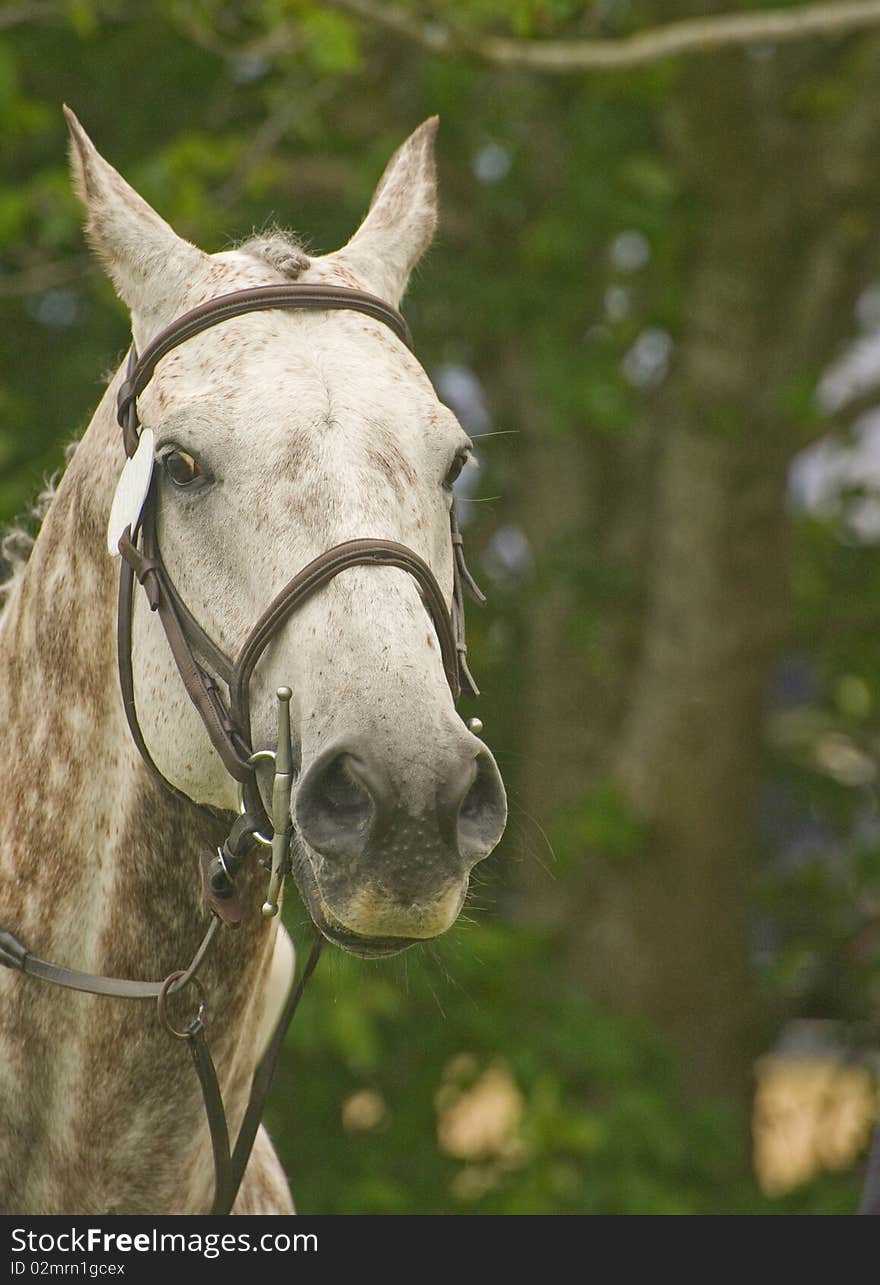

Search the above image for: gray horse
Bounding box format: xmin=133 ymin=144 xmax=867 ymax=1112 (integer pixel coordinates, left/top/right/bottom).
xmin=0 ymin=111 xmax=506 ymax=1214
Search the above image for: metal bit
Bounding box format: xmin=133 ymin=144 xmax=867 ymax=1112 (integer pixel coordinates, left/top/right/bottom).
xmin=262 ymin=687 xmax=294 ymax=919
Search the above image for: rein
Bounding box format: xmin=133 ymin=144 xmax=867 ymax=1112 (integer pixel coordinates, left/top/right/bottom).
xmin=0 ymin=921 xmax=323 ymax=1215
xmin=0 ymin=282 xmax=485 ymax=1215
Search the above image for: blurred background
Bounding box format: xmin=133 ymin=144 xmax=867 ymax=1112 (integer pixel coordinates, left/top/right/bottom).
xmin=3 ymin=0 xmax=880 ymax=1213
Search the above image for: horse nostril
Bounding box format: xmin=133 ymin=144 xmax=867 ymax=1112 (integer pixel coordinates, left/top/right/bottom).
xmin=295 ymin=752 xmax=376 ymax=860
xmin=296 ymin=739 xmax=506 ymax=871
xmin=446 ymin=749 xmax=508 ymax=867
xmin=320 ymin=756 xmax=370 ymax=816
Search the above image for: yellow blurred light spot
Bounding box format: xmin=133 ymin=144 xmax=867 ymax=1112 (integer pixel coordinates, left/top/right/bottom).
xmin=753 ymin=1055 xmax=877 ymax=1195
xmin=814 ymin=733 xmax=876 ymax=786
xmin=341 ymin=1088 xmax=387 ymax=1133
xmin=436 ymin=1060 xmax=524 ymax=1161
xmin=449 ymin=1163 xmax=503 ymax=1202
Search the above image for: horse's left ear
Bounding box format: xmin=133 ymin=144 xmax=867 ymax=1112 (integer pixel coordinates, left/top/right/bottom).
xmin=325 ymin=117 xmax=439 ymax=308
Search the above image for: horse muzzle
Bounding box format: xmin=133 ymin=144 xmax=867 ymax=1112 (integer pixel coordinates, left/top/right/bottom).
xmin=289 ymin=732 xmax=507 ymax=952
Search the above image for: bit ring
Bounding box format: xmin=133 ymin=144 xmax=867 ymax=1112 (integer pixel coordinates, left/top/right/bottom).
xmin=236 ymin=749 xmax=276 ymax=848
xmin=158 ymin=972 xmax=206 ymax=1039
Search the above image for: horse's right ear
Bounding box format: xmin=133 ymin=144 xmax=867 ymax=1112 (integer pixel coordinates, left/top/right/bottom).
xmin=64 ymin=106 xmax=207 ymax=332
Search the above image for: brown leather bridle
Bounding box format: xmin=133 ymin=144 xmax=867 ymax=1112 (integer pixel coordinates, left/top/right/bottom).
xmin=0 ymin=280 xmax=487 ymax=1215
xmin=115 ymin=283 xmax=483 ymax=832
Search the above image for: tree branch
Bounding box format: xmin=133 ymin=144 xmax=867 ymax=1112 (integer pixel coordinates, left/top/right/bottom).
xmin=328 ymin=0 xmax=880 ymax=72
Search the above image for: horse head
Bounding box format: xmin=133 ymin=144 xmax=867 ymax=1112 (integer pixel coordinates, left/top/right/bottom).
xmin=66 ymin=111 xmax=507 ymax=958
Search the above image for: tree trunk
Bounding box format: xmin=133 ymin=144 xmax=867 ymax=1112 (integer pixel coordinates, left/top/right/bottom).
xmin=517 ymin=36 xmax=880 ymax=1101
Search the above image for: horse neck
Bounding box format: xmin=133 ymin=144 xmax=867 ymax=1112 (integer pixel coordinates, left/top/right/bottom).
xmin=0 ymin=380 xmax=204 ymax=958
xmin=0 ymin=380 xmax=278 ymax=1212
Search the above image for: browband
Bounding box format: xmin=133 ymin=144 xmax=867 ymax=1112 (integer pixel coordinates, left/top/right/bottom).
xmin=117 ymin=283 xmax=412 ymax=458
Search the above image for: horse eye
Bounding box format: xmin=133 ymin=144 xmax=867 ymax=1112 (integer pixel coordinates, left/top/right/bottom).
xmin=444 ymin=451 xmax=469 ymax=490
xmin=162 ymin=448 xmax=205 ymax=488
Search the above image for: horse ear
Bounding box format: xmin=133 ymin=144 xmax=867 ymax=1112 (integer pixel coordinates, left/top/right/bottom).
xmin=325 ymin=117 xmax=439 ymax=308
xmin=64 ymin=106 xmax=207 ymax=329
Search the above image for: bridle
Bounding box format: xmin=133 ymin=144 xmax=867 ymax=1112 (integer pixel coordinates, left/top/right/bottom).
xmin=115 ymin=285 xmax=481 ymax=825
xmin=0 ymin=281 xmax=486 ymax=1214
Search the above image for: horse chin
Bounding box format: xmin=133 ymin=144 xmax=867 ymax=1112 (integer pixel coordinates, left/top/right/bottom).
xmin=288 ymin=842 xmax=463 ymax=958
xmin=316 ymin=918 xmax=420 ymax=960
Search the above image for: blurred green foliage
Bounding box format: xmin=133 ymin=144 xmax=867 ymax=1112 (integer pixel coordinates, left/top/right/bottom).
xmin=2 ymin=1 xmax=879 ymax=1213
xmin=278 ymin=916 xmax=861 ymax=1213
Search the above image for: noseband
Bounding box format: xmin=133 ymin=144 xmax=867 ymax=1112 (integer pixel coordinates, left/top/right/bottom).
xmin=0 ymin=280 xmax=487 ymax=1215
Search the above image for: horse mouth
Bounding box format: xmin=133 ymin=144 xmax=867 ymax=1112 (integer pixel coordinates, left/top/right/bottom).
xmin=317 ymin=919 xmax=419 ymax=959
xmin=289 ymin=844 xmax=421 ymax=958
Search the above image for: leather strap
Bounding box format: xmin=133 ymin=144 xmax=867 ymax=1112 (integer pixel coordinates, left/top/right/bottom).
xmin=450 ymin=505 xmax=483 ymax=698
xmin=116 ymin=521 xmax=469 ymax=821
xmin=117 ymin=283 xmax=412 ymax=457
xmin=0 ymin=919 xmax=218 ymax=1000
xmin=118 ymin=516 xmax=253 ymax=783
xmin=0 ymin=919 xmax=324 ymax=1215
xmin=158 ymin=560 xmax=236 ymax=686
xmin=212 ymin=933 xmax=324 ymax=1214
xmin=230 ymin=537 xmax=462 ymax=739
xmin=170 ymin=933 xmax=325 ymax=1217
xmin=186 ymin=1021 xmax=234 ymax=1209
